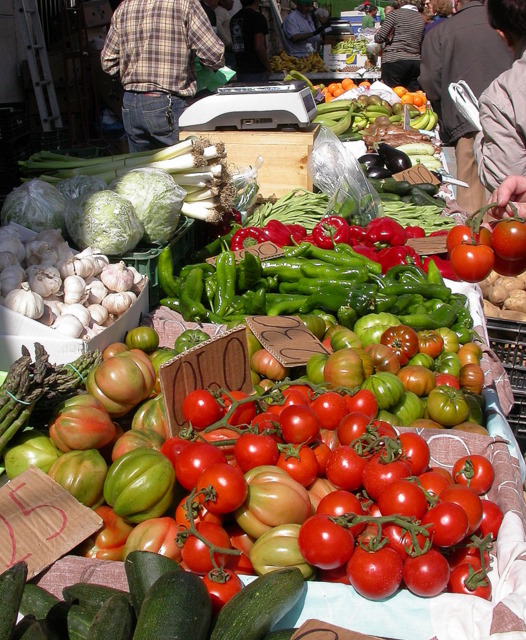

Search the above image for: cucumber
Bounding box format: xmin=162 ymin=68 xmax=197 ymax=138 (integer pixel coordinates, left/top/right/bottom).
xmin=85 ymin=594 xmax=135 ymax=640
xmin=263 ymin=630 xmax=296 ymax=640
xmin=209 ymin=568 xmax=305 ymax=640
xmin=378 ymin=192 xmax=402 ymax=202
xmin=124 ymin=551 xmax=181 ymax=617
xmin=20 ymin=584 xmax=60 ymax=620
xmin=133 ymin=570 xmax=212 ymax=640
xmin=410 ymin=186 xmax=445 ymax=208
xmin=369 ymin=178 xmax=412 ymax=196
xmin=0 ymin=561 xmax=28 ymax=640
xmin=411 ymin=182 xmax=439 ymax=196
xmin=62 ymin=583 xmax=131 ymax=611
xmin=11 ymin=617 xmax=59 ymax=640
xmin=67 ymin=605 xmax=97 ymax=640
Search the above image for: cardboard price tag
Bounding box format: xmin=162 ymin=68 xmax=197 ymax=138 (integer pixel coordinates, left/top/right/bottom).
xmin=206 ymin=241 xmax=284 ymax=265
xmin=392 ymin=164 xmax=440 ymax=186
xmin=246 ymin=315 xmax=329 ymax=367
xmin=159 ymin=326 xmax=253 ymax=435
xmin=0 ymin=467 xmax=102 ymax=580
xmin=292 ymin=619 xmax=385 ymax=640
xmin=406 ymin=235 xmax=447 ymax=255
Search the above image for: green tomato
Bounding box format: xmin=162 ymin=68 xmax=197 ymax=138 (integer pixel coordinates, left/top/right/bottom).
xmin=125 ymin=326 xmax=160 ymax=353
xmin=464 ymin=392 xmax=484 ymax=425
xmin=306 ymin=353 xmax=329 ymax=385
xmin=174 ymin=329 xmax=210 ymax=354
xmin=361 ymin=371 xmax=405 ymax=411
xmin=48 ymin=449 xmax=108 ymax=507
xmin=376 ymin=409 xmax=401 ymax=426
xmin=407 ymin=353 xmax=435 ymax=370
xmin=299 ymin=314 xmax=329 ymax=340
xmin=434 ymin=351 xmax=462 ymax=377
xmin=353 ymin=313 xmax=401 ymax=347
xmin=249 ymin=524 xmax=316 ymax=579
xmin=4 ymin=429 xmax=61 ymax=479
xmin=426 ymin=385 xmax=470 ymax=427
xmin=104 ymin=448 xmax=176 ymax=524
xmin=392 ymin=391 xmax=425 ymax=426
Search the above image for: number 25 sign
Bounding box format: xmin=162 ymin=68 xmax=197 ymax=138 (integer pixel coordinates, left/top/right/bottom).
xmin=0 ymin=467 xmax=102 ymax=579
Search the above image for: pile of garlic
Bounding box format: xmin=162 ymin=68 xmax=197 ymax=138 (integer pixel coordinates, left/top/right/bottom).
xmin=0 ymin=224 xmax=146 ymax=340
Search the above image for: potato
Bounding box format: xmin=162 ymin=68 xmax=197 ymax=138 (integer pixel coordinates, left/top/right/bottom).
xmin=483 ymin=298 xmax=501 ymax=318
xmin=499 ymin=309 xmax=526 ymax=322
xmin=488 ymin=284 xmax=510 ymax=306
xmin=503 ymin=292 xmax=526 ymax=313
xmin=494 ymin=276 xmax=523 ymax=292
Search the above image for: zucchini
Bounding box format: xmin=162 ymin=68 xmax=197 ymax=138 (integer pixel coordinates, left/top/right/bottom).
xmin=85 ymin=594 xmax=134 ymax=640
xmin=67 ymin=605 xmax=97 ymax=640
xmin=0 ymin=561 xmax=28 ymax=640
xmin=411 ymin=182 xmax=439 ymax=196
xmin=124 ymin=550 xmax=181 ymax=617
xmin=263 ymin=630 xmax=296 ymax=640
xmin=20 ymin=584 xmax=60 ymax=620
xmin=11 ymin=617 xmax=59 ymax=640
xmin=378 ymin=192 xmax=402 ymax=202
xmin=209 ymin=568 xmax=305 ymax=640
xmin=133 ymin=570 xmax=212 ymax=640
xmin=369 ymin=178 xmax=412 ymax=196
xmin=410 ymin=186 xmax=445 ymax=208
xmin=62 ymin=583 xmax=131 ymax=611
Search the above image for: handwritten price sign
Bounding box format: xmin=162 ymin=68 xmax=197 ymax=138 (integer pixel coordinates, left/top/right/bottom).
xmin=392 ymin=164 xmax=440 ymax=185
xmin=292 ymin=619 xmax=384 ymax=640
xmin=206 ymin=241 xmax=284 ymax=265
xmin=0 ymin=467 xmax=102 ymax=579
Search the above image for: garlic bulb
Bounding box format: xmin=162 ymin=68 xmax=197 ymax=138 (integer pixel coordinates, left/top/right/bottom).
xmin=26 ymin=265 xmax=62 ymax=298
xmin=25 ymin=240 xmax=57 ymax=267
xmin=88 ymin=303 xmax=108 ymax=325
xmin=4 ymin=283 xmax=44 ymax=319
xmin=44 ymin=299 xmax=62 ymax=319
xmin=71 ymin=256 xmax=96 ymax=279
xmin=0 ymin=252 xmax=18 ymax=271
xmin=63 ymin=275 xmax=87 ymax=305
xmin=52 ymin=314 xmax=85 ymax=338
xmin=57 ymin=257 xmax=75 ymax=279
xmin=85 ymin=277 xmax=108 ymax=305
xmin=100 ymin=262 xmax=135 ymax=293
xmin=101 ymin=291 xmax=134 ymax=315
xmin=0 ymin=264 xmax=26 ymax=297
xmin=0 ymin=234 xmax=25 ymax=263
xmin=90 ymin=253 xmax=110 ymax=277
xmin=59 ymin=303 xmax=91 ymax=327
xmin=38 ymin=305 xmax=56 ymax=327
xmin=36 ymin=228 xmax=64 ymax=248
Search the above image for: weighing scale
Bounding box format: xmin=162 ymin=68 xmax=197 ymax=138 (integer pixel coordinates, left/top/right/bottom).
xmin=179 ymin=81 xmax=317 ymax=131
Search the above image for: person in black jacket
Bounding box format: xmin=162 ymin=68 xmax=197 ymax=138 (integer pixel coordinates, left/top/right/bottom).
xmin=230 ymin=0 xmax=271 ymax=82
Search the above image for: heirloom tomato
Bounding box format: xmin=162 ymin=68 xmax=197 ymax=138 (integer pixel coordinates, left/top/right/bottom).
xmin=131 ymin=394 xmax=169 ymax=439
xmin=417 ymin=330 xmax=444 ymax=358
xmin=364 ymin=343 xmax=401 ymax=374
xmin=306 ymin=353 xmax=329 ymax=385
xmin=48 ymin=394 xmax=116 ymax=453
xmin=459 ymin=363 xmax=484 ymax=395
xmin=397 ymin=365 xmax=436 ymax=397
xmin=330 ymin=327 xmax=362 ymax=351
xmin=249 ymin=523 xmax=316 ymax=579
xmin=380 ymin=324 xmax=419 ymax=365
xmin=434 ymin=351 xmax=462 ymax=377
xmin=392 ymin=391 xmax=425 ymax=425
xmin=4 ymin=429 xmax=60 ymax=479
xmin=457 ymin=342 xmax=483 ymax=366
xmin=48 ymin=449 xmax=107 ymax=508
xmin=307 ymin=477 xmax=339 ymax=511
xmin=149 ymin=347 xmax=178 ymax=394
xmin=123 ymin=516 xmax=181 ymax=562
xmin=361 ymin=372 xmax=405 ymax=411
xmin=323 ymin=348 xmax=365 ymax=389
xmin=111 ymin=428 xmax=164 ymax=461
xmin=353 ymin=313 xmax=401 ymax=347
xmin=298 ymin=514 xmax=355 ymax=570
xmin=80 ymin=505 xmax=134 ymax=562
xmin=426 ymin=385 xmax=469 ymax=427
xmin=102 ymin=342 xmax=128 ymax=360
xmin=125 ymin=326 xmax=159 ymax=353
xmin=251 ymin=349 xmax=289 ymax=381
xmin=435 ymin=327 xmax=459 ymax=353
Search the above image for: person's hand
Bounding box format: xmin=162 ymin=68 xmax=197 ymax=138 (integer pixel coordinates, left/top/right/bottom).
xmin=490 ymin=175 xmax=526 ymax=219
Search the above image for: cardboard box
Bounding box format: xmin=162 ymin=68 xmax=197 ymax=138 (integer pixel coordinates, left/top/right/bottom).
xmin=181 ymin=126 xmax=319 ymax=200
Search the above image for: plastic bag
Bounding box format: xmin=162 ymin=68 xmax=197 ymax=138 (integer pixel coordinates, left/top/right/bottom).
xmin=308 ymin=127 xmax=382 ymax=225
xmin=229 ymin=157 xmax=262 ymax=219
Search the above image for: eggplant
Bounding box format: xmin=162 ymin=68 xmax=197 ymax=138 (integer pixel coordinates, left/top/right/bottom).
xmin=367 ymin=165 xmax=392 ymax=179
xmin=358 ymin=153 xmax=384 ymax=171
xmin=376 ymin=143 xmax=412 ymax=174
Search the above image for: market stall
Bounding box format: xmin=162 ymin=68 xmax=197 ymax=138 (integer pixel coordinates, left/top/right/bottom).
xmin=0 ymin=79 xmax=526 ymax=640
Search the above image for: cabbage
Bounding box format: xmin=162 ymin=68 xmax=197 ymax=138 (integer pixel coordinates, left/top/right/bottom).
xmin=111 ymin=168 xmax=185 ymax=244
xmin=64 ymin=190 xmax=144 ymax=255
xmin=56 ymin=175 xmax=107 ymax=200
xmin=1 ymin=179 xmax=67 ymax=234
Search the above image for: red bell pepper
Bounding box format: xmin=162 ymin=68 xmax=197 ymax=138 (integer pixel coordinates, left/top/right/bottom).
xmin=428 ymin=230 xmax=450 ymax=237
xmin=262 ymin=219 xmax=294 ymax=246
xmin=422 ymin=255 xmax=459 ymax=281
xmin=286 ymin=223 xmax=307 ymax=243
xmin=348 ymin=225 xmax=370 ymax=247
xmin=352 ymin=244 xmax=379 ymax=262
xmin=404 ymin=226 xmax=426 ymax=239
xmin=311 ymin=215 xmax=350 ymax=249
xmin=366 ymin=217 xmax=407 ymax=246
xmin=230 ymin=226 xmax=266 ymax=251
xmin=376 ymin=245 xmax=422 ymax=273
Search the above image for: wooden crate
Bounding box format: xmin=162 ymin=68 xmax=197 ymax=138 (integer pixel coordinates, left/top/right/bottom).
xmin=182 ymin=125 xmax=320 ymax=200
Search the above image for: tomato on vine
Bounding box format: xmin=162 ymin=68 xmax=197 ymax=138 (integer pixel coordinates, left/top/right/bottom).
xmin=298 ymin=514 xmax=355 ymax=570
xmin=233 ymin=432 xmax=279 ymax=472
xmin=449 ymin=243 xmax=494 ymax=283
xmin=452 ymin=454 xmax=495 ymax=495
xmin=403 ymin=549 xmax=451 ymax=597
xmin=182 ymin=390 xmax=223 ymax=430
xmin=196 ymin=462 xmax=248 ymax=515
xmin=346 ymin=546 xmax=403 ymax=600
xmin=491 ymin=217 xmax=526 ymax=262
xmin=202 ymin=569 xmax=243 ymax=614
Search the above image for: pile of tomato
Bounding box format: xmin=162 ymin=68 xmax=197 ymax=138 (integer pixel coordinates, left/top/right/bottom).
xmin=158 ymin=381 xmax=503 ymax=607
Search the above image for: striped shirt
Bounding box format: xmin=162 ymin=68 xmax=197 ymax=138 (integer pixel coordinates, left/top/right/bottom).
xmin=101 ymin=0 xmax=225 ymax=98
xmin=375 ymin=5 xmax=425 ymax=63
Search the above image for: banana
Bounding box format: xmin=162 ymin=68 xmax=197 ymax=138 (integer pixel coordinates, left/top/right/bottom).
xmin=314 ymin=109 xmax=349 ymax=124
xmin=425 ymin=110 xmax=439 ymax=131
xmin=365 ymin=105 xmax=392 ymax=117
xmin=410 ymin=110 xmax=431 ymax=130
xmin=389 ymin=114 xmax=403 ymax=123
xmin=328 ymin=108 xmax=355 ymax=136
xmin=316 ymin=100 xmax=354 ymax=115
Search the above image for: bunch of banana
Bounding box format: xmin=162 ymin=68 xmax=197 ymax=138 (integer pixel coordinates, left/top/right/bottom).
xmin=363 ymin=103 xmax=402 ymax=125
xmin=269 ymin=52 xmax=326 ymax=73
xmin=313 ymin=99 xmax=404 ymax=136
xmin=409 ymin=108 xmax=439 ymax=131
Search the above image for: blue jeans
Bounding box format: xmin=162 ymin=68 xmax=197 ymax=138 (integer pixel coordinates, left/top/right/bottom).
xmin=122 ymin=91 xmax=187 ymax=153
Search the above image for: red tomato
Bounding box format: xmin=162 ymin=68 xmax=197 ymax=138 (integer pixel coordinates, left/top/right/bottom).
xmin=346 ymin=546 xmax=403 ymax=600
xmin=446 ymin=225 xmax=492 ymax=254
xmin=403 ymin=549 xmax=451 ymax=597
xmin=452 ymin=454 xmax=495 ymax=495
xmin=421 ymin=501 xmax=469 ymax=547
xmin=250 ymin=412 xmax=281 ymax=442
xmin=377 ymin=479 xmax=428 ymax=519
xmin=221 ymin=390 xmax=257 ymax=426
xmin=233 ymin=433 xmax=279 ymax=472
xmin=160 ymin=437 xmax=192 ymax=468
xmin=434 ymin=373 xmax=460 ymax=389
xmin=316 ymin=489 xmax=365 ymax=538
xmin=398 ymin=432 xmax=430 ymax=475
xmin=175 ymin=495 xmax=223 ymax=529
xmin=492 ymin=252 xmax=526 ymax=276
xmin=448 ymin=563 xmax=492 ymax=599
xmin=267 ymin=389 xmax=309 ymax=417
xmin=311 ymin=440 xmax=332 ymax=476
xmin=343 ymin=389 xmax=378 ymax=419
xmin=417 ymin=330 xmax=444 ymax=358
xmin=447 ymin=544 xmax=490 ymax=570
xmin=325 ymin=445 xmax=367 ymax=492
xmin=336 ymin=411 xmax=371 ymax=446
xmin=478 ymin=498 xmax=504 ymax=539
xmin=439 ymin=484 xmax=483 ymax=536
xmin=196 ymin=462 xmax=248 ymax=515
xmin=491 ymin=218 xmax=526 ymax=261
xmin=175 ymin=441 xmax=227 ymax=491
xmin=380 ymin=325 xmax=419 ymax=365
xmin=418 ymin=470 xmax=452 ymax=497
xmin=458 ymin=363 xmax=485 ymax=395
xmin=318 ymin=565 xmax=350 ymax=584
xmin=310 ymin=391 xmax=349 ymax=430
xmin=277 ymin=445 xmax=319 ymax=487
xmin=298 ymin=514 xmax=355 ymax=570
xmin=449 ymin=243 xmax=495 ymax=283
xmin=284 ymin=384 xmax=314 ymax=402
xmin=202 ymin=569 xmax=243 ymax=614
xmin=362 ymin=454 xmax=412 ymax=501
xmin=382 ymin=523 xmax=427 ymax=561
xmin=370 ymin=420 xmax=398 ymax=439
xmin=200 ymin=427 xmax=240 ymax=460
xmin=182 ymin=390 xmax=222 ymax=430
xmin=279 ymin=404 xmax=320 ymax=444
xmin=181 ymin=521 xmax=233 ymax=574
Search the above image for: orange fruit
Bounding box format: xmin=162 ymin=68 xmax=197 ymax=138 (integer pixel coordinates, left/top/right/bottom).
xmin=341 ymin=78 xmax=355 ymax=91
xmin=359 ymin=81 xmax=371 ymax=88
xmin=392 ymin=85 xmax=407 ymax=98
xmin=401 ymin=93 xmax=415 ymax=105
xmin=332 ymin=87 xmax=345 ymax=97
xmin=327 ymin=83 xmax=340 ymax=95
xmin=325 ymin=94 xmax=335 ymax=103
xmin=412 ymin=93 xmax=426 ymax=107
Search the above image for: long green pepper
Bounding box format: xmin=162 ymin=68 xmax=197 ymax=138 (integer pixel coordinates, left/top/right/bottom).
xmin=214 ymin=250 xmax=237 ymax=316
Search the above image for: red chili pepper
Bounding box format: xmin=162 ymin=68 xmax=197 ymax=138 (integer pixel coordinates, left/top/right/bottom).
xmin=312 ymin=215 xmax=350 ymax=248
xmin=285 ymin=223 xmax=307 ymax=242
xmin=366 ymin=217 xmax=407 ymax=246
xmin=422 ymin=255 xmax=459 ymax=281
xmin=376 ymin=245 xmax=422 ymax=273
xmin=404 ymin=226 xmax=426 ymax=239
xmin=230 ymin=227 xmax=266 ymax=251
xmin=262 ymin=219 xmax=294 ymax=246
